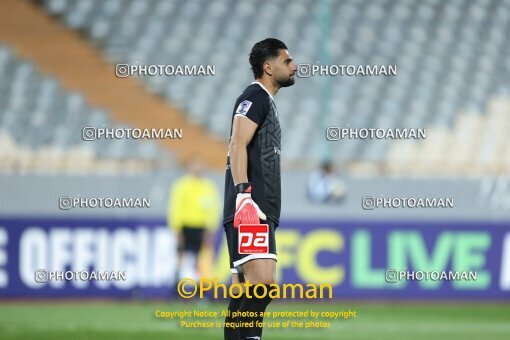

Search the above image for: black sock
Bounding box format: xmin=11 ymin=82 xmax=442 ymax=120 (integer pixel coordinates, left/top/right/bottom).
xmin=238 ymin=285 xmax=274 ymax=339
xmin=224 ymin=294 xmax=244 ymax=340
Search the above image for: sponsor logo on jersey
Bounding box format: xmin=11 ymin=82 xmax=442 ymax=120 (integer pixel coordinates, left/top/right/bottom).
xmin=238 ymin=224 xmax=269 ymax=254
xmin=236 ymin=100 xmax=253 ymax=115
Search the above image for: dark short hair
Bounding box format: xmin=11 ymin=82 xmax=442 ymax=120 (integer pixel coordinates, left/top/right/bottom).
xmin=249 ymin=38 xmax=288 ymax=79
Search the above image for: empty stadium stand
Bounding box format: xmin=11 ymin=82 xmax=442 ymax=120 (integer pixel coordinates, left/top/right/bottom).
xmin=2 ymin=0 xmax=510 ymax=175
xmin=0 ymin=43 xmax=170 ymax=174
xmin=0 ymin=0 xmax=228 ymax=174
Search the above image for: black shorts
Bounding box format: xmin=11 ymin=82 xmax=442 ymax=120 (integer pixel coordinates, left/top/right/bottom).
xmin=180 ymin=226 xmax=205 ymax=253
xmin=224 ymin=221 xmax=277 ymax=274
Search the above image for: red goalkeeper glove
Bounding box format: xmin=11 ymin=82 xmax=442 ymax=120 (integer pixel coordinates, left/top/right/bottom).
xmin=233 ymin=182 xmax=266 ymax=228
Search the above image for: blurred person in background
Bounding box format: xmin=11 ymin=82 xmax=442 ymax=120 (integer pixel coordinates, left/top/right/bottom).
xmin=307 ymin=161 xmax=346 ymax=203
xmin=168 ymin=156 xmax=221 ymax=282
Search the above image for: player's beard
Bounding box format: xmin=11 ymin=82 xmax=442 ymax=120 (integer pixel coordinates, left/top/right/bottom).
xmin=277 ymin=75 xmax=295 ymax=87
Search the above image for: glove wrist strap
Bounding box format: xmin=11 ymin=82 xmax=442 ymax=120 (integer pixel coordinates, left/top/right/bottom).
xmin=235 ymin=182 xmax=252 ymax=194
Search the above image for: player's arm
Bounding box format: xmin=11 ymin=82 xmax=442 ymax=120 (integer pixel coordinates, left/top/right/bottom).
xmin=229 ymin=116 xmax=257 ymax=185
xmin=229 ymin=115 xmax=267 ymax=227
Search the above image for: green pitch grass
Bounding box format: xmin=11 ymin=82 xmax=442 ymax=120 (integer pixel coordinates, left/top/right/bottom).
xmin=0 ymin=300 xmax=509 ymax=340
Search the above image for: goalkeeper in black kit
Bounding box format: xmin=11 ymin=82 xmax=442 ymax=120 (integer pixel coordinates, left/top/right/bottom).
xmin=222 ymin=38 xmax=297 ymax=340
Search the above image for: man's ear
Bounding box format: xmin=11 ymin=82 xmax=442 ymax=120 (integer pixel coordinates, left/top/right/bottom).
xmin=263 ymin=61 xmax=272 ymax=76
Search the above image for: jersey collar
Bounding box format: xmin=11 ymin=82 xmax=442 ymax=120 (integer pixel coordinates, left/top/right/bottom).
xmin=251 ymin=81 xmax=274 ymax=101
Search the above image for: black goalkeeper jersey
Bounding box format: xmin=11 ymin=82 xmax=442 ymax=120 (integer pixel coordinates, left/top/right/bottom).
xmin=223 ymin=82 xmax=282 ymax=226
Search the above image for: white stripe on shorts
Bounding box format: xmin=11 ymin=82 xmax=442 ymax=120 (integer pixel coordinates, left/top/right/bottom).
xmin=233 ymin=253 xmax=277 ymax=268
